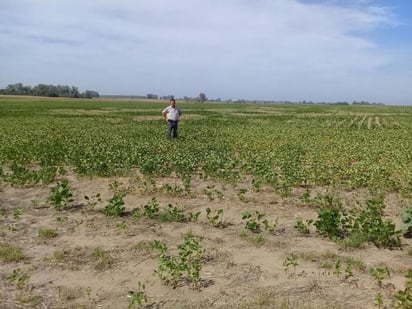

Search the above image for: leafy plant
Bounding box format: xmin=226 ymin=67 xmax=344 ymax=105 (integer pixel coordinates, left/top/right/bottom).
xmin=238 ymin=188 xmax=248 ymax=202
xmin=142 ymin=197 xmax=160 ymax=219
xmin=369 ymin=266 xmax=390 ymax=287
xmin=314 ymin=207 xmax=344 ymax=239
xmin=393 ymin=269 xmax=412 ymax=308
xmin=128 ymin=282 xmax=147 ymax=309
xmin=152 ymin=235 xmax=204 ymax=289
xmin=294 ymin=217 xmax=313 ymax=234
xmin=13 ymin=208 xmax=22 ymax=220
xmin=206 ymin=208 xmax=224 ymax=227
xmin=242 ymin=210 xmax=276 ymax=233
xmin=47 ymin=179 xmax=73 ymax=210
xmin=283 ymin=253 xmax=298 ymax=273
xmin=178 ymin=235 xmax=204 ymax=289
xmin=103 ymin=191 xmax=126 ymax=217
xmin=160 ymin=204 xmax=186 ymax=222
xmin=375 ymin=292 xmax=384 ymax=309
xmin=400 ymin=207 xmax=412 ymax=238
xmin=312 ymin=198 xmax=402 ymax=249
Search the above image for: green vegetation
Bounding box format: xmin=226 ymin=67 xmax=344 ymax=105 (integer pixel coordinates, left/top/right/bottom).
xmin=47 ymin=179 xmax=73 ymax=210
xmin=1 ymin=96 xmax=412 ymax=308
xmin=38 ymin=228 xmax=58 ymax=240
xmin=242 ymin=210 xmax=276 ymax=233
xmin=393 ymin=270 xmax=412 ymax=308
xmin=1 ymin=97 xmax=412 ymax=198
xmin=103 ymin=181 xmax=126 ymax=217
xmin=0 ymin=243 xmax=24 ymax=262
xmin=128 ymin=282 xmax=147 ymax=308
xmin=313 ymin=197 xmax=402 ymax=249
xmin=151 ymin=234 xmax=204 ymax=289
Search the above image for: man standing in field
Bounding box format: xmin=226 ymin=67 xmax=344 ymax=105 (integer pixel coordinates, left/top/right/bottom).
xmin=162 ymin=98 xmax=182 ymax=139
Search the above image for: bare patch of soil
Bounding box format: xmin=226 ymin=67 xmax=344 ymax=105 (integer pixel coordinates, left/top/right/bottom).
xmin=1 ymin=173 xmax=411 ymax=309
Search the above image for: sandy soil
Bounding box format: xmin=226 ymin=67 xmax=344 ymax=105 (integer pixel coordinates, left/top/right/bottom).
xmin=1 ymin=171 xmax=411 ymax=309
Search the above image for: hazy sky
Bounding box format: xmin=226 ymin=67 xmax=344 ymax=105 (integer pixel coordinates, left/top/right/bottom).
xmin=1 ymin=0 xmax=412 ymax=104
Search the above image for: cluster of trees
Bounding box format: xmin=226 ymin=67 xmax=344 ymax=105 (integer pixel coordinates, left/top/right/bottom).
xmin=0 ymin=83 xmax=99 ymax=98
xmin=146 ymin=93 xmax=208 ymax=103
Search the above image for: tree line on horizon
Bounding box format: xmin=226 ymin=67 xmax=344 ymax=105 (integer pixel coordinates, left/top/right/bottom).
xmin=0 ymin=83 xmax=100 ymax=99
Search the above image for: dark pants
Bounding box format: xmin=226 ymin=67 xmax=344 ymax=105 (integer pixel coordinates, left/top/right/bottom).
xmin=167 ymin=120 xmax=178 ymax=138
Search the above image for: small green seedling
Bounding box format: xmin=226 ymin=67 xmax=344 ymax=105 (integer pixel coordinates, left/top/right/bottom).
xmin=294 ymin=217 xmax=313 ymax=234
xmin=206 ymin=208 xmax=224 ymax=227
xmin=47 ymin=179 xmax=73 ymax=210
xmin=283 ymin=253 xmax=298 ymax=273
xmin=369 ymin=267 xmax=390 ymax=287
xmin=103 ymin=191 xmax=126 ymax=217
xmin=242 ymin=210 xmax=276 ymax=233
xmin=128 ymin=282 xmax=147 ymax=308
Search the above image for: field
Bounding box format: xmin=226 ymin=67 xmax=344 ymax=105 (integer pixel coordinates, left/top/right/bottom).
xmin=1 ymin=96 xmax=412 ymax=309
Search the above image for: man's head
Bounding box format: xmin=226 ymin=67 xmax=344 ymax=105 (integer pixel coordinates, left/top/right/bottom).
xmin=170 ymin=98 xmax=176 ymax=107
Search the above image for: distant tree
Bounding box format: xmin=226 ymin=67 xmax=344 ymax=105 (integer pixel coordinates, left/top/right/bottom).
xmin=146 ymin=93 xmax=158 ymax=100
xmin=82 ymin=90 xmax=100 ymax=98
xmin=161 ymin=95 xmax=174 ymax=100
xmin=198 ymin=93 xmax=207 ymax=103
xmin=0 ymin=83 xmax=98 ymax=98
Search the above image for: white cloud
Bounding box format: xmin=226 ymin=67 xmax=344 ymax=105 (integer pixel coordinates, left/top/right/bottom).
xmin=0 ymin=0 xmax=411 ymax=104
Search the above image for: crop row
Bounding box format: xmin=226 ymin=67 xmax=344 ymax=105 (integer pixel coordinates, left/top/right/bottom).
xmin=1 ymin=98 xmax=412 ymax=198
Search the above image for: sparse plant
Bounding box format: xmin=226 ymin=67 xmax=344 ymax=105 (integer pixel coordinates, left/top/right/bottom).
xmin=203 ymin=185 xmax=223 ymax=201
xmin=188 ymin=211 xmax=201 ymax=222
xmin=143 ymin=197 xmax=160 ymax=219
xmin=206 ymin=208 xmax=224 ymax=227
xmin=375 ymin=292 xmax=384 ymax=309
xmin=117 ymin=222 xmax=128 ymax=232
xmin=178 ymin=234 xmax=204 ymax=289
xmin=369 ymin=266 xmax=390 ymax=287
xmin=103 ymin=190 xmax=126 ymax=217
xmin=160 ymin=204 xmax=186 ymax=222
xmin=47 ymin=179 xmax=73 ymax=210
xmin=0 ymin=207 xmax=7 ymax=218
xmin=84 ymin=193 xmax=101 ymax=209
xmin=38 ymin=228 xmax=58 ymax=240
xmin=0 ymin=243 xmax=24 ymax=262
xmin=283 ymin=253 xmax=298 ymax=273
xmin=152 ymin=235 xmax=204 ymax=289
xmin=148 ymin=240 xmax=167 ymax=255
xmin=8 ymin=268 xmax=30 ymax=289
xmin=13 ymin=208 xmax=22 ymax=220
xmin=92 ymin=247 xmax=113 ymax=270
xmin=128 ymin=282 xmax=147 ymax=309
xmin=154 ymin=247 xmax=182 ymax=288
xmin=294 ymin=217 xmax=313 ymax=234
xmin=333 ymin=258 xmax=342 ymax=277
xmin=392 ymin=269 xmax=412 ymax=308
xmin=242 ymin=210 xmax=263 ymax=233
xmin=400 ymin=207 xmax=412 ymax=238
xmin=242 ymin=210 xmax=276 ymax=233
xmin=238 ymin=188 xmax=248 ymax=202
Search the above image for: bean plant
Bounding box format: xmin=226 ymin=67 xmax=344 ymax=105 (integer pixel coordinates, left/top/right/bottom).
xmin=47 ymin=179 xmax=73 ymax=210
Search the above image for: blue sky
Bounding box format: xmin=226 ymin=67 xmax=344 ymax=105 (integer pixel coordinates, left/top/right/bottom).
xmin=1 ymin=0 xmax=411 ymax=105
